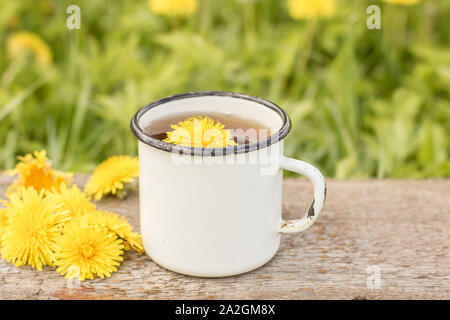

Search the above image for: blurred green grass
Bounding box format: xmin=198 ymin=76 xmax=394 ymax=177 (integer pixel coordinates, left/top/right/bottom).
xmin=0 ymin=0 xmax=448 ymax=178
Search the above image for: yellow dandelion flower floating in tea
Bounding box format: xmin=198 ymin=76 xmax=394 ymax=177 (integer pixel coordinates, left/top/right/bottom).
xmin=6 ymin=150 xmax=72 ymax=196
xmin=84 ymin=155 xmax=139 ymax=201
xmin=54 ymin=216 xmax=124 ymax=281
xmin=87 ymin=210 xmax=144 ymax=253
xmin=287 ymin=0 xmax=336 ymax=20
xmin=6 ymin=31 xmax=53 ymax=65
xmin=0 ymin=209 xmax=9 ymax=248
xmin=164 ymin=116 xmax=237 ymax=148
xmin=1 ymin=188 xmax=67 ymax=270
xmin=148 ymin=0 xmax=198 ymax=17
xmin=382 ymin=0 xmax=421 ymax=5
xmin=46 ymin=184 xmax=95 ymax=218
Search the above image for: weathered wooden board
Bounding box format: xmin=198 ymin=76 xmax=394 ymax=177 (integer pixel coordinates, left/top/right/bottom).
xmin=0 ymin=173 xmax=449 ymax=300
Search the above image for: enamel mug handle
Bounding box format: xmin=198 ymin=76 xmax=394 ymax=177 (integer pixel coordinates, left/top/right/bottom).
xmin=279 ymin=156 xmax=326 ymax=233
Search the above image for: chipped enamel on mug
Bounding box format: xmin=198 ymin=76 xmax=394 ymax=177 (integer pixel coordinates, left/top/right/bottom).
xmin=130 ymin=91 xmax=326 ymax=277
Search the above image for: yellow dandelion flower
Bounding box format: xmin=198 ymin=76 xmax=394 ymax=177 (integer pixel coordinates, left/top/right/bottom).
xmin=84 ymin=155 xmax=139 ymax=201
xmin=54 ymin=216 xmax=124 ymax=281
xmin=1 ymin=188 xmax=67 ymax=270
xmin=86 ymin=210 xmax=144 ymax=253
xmin=288 ymin=0 xmax=336 ymax=20
xmin=6 ymin=31 xmax=53 ymax=65
xmin=382 ymin=0 xmax=421 ymax=5
xmin=0 ymin=209 xmax=9 ymax=247
xmin=46 ymin=184 xmax=95 ymax=218
xmin=164 ymin=116 xmax=238 ymax=148
xmin=6 ymin=150 xmax=72 ymax=196
xmin=148 ymin=0 xmax=198 ymax=17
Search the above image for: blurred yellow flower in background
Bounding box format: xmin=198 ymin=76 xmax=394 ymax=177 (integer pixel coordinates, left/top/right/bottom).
xmin=47 ymin=184 xmax=95 ymax=218
xmin=148 ymin=0 xmax=198 ymax=17
xmin=164 ymin=116 xmax=237 ymax=148
xmin=84 ymin=155 xmax=139 ymax=200
xmin=6 ymin=150 xmax=72 ymax=196
xmin=87 ymin=210 xmax=144 ymax=253
xmin=1 ymin=188 xmax=67 ymax=270
xmin=288 ymin=0 xmax=336 ymax=19
xmin=382 ymin=0 xmax=421 ymax=5
xmin=54 ymin=215 xmax=124 ymax=281
xmin=6 ymin=31 xmax=53 ymax=65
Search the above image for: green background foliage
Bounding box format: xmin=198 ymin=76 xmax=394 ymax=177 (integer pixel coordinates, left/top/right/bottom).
xmin=0 ymin=0 xmax=449 ymax=178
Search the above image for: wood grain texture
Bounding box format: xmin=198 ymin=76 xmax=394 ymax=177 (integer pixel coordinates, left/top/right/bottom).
xmin=0 ymin=173 xmax=449 ymax=300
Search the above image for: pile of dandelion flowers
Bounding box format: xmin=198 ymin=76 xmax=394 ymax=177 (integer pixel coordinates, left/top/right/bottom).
xmin=164 ymin=116 xmax=237 ymax=148
xmin=87 ymin=210 xmax=144 ymax=253
xmin=1 ymin=188 xmax=68 ymax=270
xmin=6 ymin=31 xmax=52 ymax=65
xmin=54 ymin=216 xmax=124 ymax=281
xmin=1 ymin=150 xmax=144 ymax=281
xmin=47 ymin=184 xmax=95 ymax=218
xmin=84 ymin=155 xmax=139 ymax=201
xmin=6 ymin=150 xmax=72 ymax=196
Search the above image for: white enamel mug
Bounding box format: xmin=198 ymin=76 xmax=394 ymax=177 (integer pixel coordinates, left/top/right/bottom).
xmin=131 ymin=91 xmax=326 ymax=277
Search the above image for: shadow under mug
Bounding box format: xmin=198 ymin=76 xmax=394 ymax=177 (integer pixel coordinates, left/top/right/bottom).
xmin=130 ymin=91 xmax=326 ymax=277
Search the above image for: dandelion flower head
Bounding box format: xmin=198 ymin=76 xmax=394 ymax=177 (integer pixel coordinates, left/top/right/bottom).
xmin=1 ymin=188 xmax=67 ymax=270
xmin=54 ymin=215 xmax=124 ymax=281
xmin=0 ymin=209 xmax=9 ymax=248
xmin=163 ymin=116 xmax=237 ymax=148
xmin=46 ymin=184 xmax=95 ymax=218
xmin=84 ymin=155 xmax=139 ymax=201
xmin=87 ymin=210 xmax=144 ymax=253
xmin=6 ymin=150 xmax=72 ymax=196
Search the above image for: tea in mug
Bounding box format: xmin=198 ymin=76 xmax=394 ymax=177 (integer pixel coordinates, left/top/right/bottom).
xmin=144 ymin=112 xmax=272 ymax=145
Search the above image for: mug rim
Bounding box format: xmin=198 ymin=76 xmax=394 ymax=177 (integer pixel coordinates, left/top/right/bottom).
xmin=130 ymin=91 xmax=291 ymax=156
